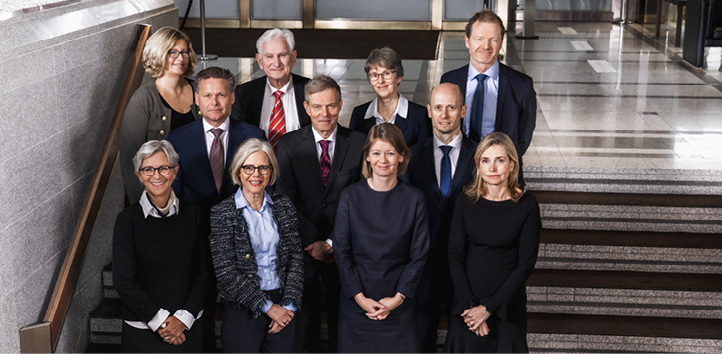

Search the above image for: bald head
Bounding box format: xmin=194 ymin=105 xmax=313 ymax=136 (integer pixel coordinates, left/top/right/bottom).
xmin=427 ymin=83 xmax=466 ymax=143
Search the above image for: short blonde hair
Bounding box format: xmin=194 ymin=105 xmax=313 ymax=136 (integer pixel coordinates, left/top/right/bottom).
xmin=142 ymin=26 xmax=197 ymax=78
xmin=362 ymin=123 xmax=411 ymax=178
xmin=229 ymin=138 xmax=279 ymax=186
xmin=464 ymin=132 xmax=523 ymax=203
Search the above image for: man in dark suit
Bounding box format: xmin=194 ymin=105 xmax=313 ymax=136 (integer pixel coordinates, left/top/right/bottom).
xmin=405 ymin=83 xmax=477 ymax=352
xmin=440 ymin=9 xmax=536 ymax=187
xmin=168 ymin=67 xmax=265 ymax=352
xmin=275 ymin=75 xmax=366 ymax=352
xmin=169 ymin=67 xmax=266 ymax=216
xmin=231 ymin=28 xmax=310 ymax=149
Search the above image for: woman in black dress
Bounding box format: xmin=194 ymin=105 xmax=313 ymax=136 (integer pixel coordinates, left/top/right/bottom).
xmin=113 ymin=140 xmax=208 ymax=352
xmin=446 ymin=132 xmax=541 ymax=353
xmin=334 ymin=123 xmax=430 ymax=353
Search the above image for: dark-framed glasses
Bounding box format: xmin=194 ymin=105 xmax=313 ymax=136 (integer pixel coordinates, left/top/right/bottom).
xmin=139 ymin=166 xmax=173 ymax=176
xmin=368 ymin=70 xmax=396 ymax=82
xmin=168 ymin=49 xmax=191 ymax=59
xmin=241 ymin=165 xmax=272 ymax=175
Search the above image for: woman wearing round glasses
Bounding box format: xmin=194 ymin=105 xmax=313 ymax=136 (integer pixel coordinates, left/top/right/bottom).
xmin=120 ymin=26 xmax=200 ymax=204
xmin=113 ymin=140 xmax=209 ymax=351
xmin=349 ymin=47 xmax=430 ymax=147
xmin=209 ymin=138 xmax=303 ymax=352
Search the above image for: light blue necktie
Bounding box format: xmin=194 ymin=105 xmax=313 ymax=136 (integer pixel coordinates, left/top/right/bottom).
xmin=440 ymin=145 xmax=452 ymax=200
xmin=469 ymin=73 xmax=488 ymax=141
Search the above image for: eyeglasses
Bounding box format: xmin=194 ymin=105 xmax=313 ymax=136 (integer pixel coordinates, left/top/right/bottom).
xmin=241 ymin=165 xmax=272 ymax=175
xmin=139 ymin=166 xmax=173 ymax=176
xmin=168 ymin=49 xmax=191 ymax=59
xmin=368 ymin=70 xmax=396 ymax=82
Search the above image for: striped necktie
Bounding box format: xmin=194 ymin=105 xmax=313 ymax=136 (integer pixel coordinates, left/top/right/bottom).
xmin=209 ymin=128 xmax=224 ymax=192
xmin=269 ymin=90 xmax=286 ymax=150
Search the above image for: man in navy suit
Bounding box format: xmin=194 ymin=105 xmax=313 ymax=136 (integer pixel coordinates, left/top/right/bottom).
xmin=275 ymin=75 xmax=366 ymax=352
xmin=169 ymin=66 xmax=266 ymax=216
xmin=231 ymin=28 xmax=310 ymax=148
xmin=167 ymin=66 xmax=265 ymax=352
xmin=440 ymin=9 xmax=536 ymax=188
xmin=405 ymin=83 xmax=477 ymax=352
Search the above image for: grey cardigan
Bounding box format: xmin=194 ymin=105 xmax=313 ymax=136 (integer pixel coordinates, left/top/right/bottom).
xmin=210 ymin=191 xmax=304 ymax=317
xmin=119 ymin=80 xmax=200 ymax=203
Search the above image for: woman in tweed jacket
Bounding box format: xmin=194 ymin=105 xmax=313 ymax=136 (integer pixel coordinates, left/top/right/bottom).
xmin=210 ymin=138 xmax=303 ymax=352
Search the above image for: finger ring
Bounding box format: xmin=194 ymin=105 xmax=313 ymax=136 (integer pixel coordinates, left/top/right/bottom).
xmin=165 ymin=337 xmax=170 ymax=341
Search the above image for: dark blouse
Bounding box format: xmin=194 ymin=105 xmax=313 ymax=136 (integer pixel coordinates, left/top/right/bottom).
xmin=159 ymin=79 xmax=196 ymax=131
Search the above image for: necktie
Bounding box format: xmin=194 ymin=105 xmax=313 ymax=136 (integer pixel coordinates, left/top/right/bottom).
xmin=269 ymin=90 xmax=286 ymax=150
xmin=209 ymin=128 xmax=224 ymax=192
xmin=319 ymin=140 xmax=331 ymax=187
xmin=470 ymin=73 xmax=488 ymax=141
xmin=439 ymin=145 xmax=452 ymax=200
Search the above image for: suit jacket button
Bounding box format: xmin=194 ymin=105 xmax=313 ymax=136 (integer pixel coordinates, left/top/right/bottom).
xmin=161 ymin=115 xmax=167 ymax=121
xmin=247 ymin=274 xmax=253 ymax=278
xmin=159 ymin=130 xmax=165 ymax=135
xmin=282 ymin=267 xmax=287 ymax=271
xmin=245 ymin=254 xmax=251 ymax=259
xmin=322 ymin=203 xmax=327 ymax=207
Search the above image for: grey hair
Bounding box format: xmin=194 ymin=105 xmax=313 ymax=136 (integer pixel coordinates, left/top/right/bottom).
xmin=132 ymin=140 xmax=179 ymax=171
xmin=256 ymin=28 xmax=295 ymax=54
xmin=230 ymin=138 xmax=279 ymax=186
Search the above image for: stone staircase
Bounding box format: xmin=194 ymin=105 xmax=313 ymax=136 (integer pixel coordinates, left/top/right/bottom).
xmin=85 ymin=169 xmax=722 ymax=352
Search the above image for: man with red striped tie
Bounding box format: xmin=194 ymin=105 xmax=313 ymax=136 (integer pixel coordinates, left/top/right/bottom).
xmin=275 ymin=75 xmax=366 ymax=352
xmin=231 ymin=29 xmax=311 ymax=148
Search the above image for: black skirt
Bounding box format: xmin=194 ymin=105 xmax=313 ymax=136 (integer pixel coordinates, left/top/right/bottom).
xmin=444 ymin=314 xmax=528 ymax=353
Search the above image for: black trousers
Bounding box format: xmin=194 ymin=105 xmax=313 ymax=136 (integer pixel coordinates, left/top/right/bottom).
xmin=121 ymin=321 xmax=203 ymax=353
xmin=221 ymin=289 xmax=296 ymax=353
xmin=293 ymin=262 xmax=340 ymax=352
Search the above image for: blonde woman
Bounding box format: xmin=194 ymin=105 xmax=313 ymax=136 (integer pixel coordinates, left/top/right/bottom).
xmin=446 ymin=132 xmax=541 ymax=353
xmin=120 ymin=26 xmax=200 ymax=204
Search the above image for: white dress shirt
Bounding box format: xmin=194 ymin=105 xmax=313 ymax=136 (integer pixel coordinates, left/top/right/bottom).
xmin=363 ymin=93 xmax=410 ymax=125
xmin=203 ymin=117 xmax=230 ymax=165
xmin=433 ymin=132 xmax=463 ymax=188
xmin=464 ymin=61 xmax=499 ymax=137
xmin=259 ymin=77 xmax=301 ymax=135
xmin=125 ymin=191 xmax=204 ymax=331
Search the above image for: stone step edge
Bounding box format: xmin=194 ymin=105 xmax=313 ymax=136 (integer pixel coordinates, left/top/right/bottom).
xmin=532 ymin=190 xmax=722 ymax=208
xmin=528 ymin=269 xmax=722 ymax=292
xmin=540 ymin=228 xmax=722 ymax=248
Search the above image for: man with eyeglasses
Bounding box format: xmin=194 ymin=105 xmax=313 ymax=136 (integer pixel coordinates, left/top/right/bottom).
xmin=440 ymin=9 xmax=536 ymax=188
xmin=275 ymin=75 xmax=366 ymax=352
xmin=231 ymin=28 xmax=311 ymax=150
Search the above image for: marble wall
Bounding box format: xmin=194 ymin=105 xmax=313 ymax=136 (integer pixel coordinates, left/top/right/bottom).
xmin=0 ymin=0 xmax=177 ymax=351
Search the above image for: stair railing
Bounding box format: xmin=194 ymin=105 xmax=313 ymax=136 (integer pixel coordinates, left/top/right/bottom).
xmin=18 ymin=23 xmax=152 ymax=353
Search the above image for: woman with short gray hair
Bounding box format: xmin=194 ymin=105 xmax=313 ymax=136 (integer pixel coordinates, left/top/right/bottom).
xmin=113 ymin=140 xmax=209 ymax=352
xmin=210 ymin=138 xmax=303 ymax=352
xmin=349 ymin=46 xmax=431 ymax=147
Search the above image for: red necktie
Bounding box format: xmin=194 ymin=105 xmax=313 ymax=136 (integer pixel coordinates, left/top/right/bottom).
xmin=269 ymin=90 xmax=286 ymax=150
xmin=319 ymin=140 xmax=331 ymax=186
xmin=209 ymin=128 xmax=224 ymax=192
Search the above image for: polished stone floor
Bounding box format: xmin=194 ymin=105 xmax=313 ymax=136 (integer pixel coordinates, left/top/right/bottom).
xmin=197 ymin=21 xmax=722 ymax=176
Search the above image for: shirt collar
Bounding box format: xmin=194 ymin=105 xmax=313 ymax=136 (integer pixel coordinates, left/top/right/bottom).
xmin=265 ymin=76 xmax=293 ymax=97
xmin=363 ymin=94 xmax=409 ymax=120
xmin=467 ymin=61 xmax=500 ymax=83
xmin=432 ymin=131 xmax=463 ymax=151
xmin=139 ymin=190 xmax=180 ymax=218
xmin=312 ymin=124 xmax=338 ymax=144
xmin=234 ymin=188 xmax=274 ymax=210
xmin=202 ymin=116 xmax=230 ymax=133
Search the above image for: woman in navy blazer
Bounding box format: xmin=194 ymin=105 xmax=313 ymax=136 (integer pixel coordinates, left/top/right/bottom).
xmin=349 ymin=47 xmax=431 ymax=147
xmin=210 ymin=138 xmax=303 ymax=352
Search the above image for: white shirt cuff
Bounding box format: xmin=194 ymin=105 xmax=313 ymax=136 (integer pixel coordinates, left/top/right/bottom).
xmin=173 ymin=309 xmax=197 ymax=330
xmin=325 ymin=238 xmax=333 ymax=247
xmin=147 ymin=308 xmax=170 ymax=332
xmin=283 ymin=303 xmax=297 ymax=312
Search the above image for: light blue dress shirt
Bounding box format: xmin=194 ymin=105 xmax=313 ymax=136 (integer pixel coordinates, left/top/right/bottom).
xmin=464 ymin=61 xmax=499 ymax=138
xmin=234 ymin=189 xmax=296 ymax=313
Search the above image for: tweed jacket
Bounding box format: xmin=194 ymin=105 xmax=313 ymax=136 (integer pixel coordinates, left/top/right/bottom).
xmin=210 ymin=191 xmax=303 ymax=317
xmin=120 ymin=80 xmax=201 ymax=203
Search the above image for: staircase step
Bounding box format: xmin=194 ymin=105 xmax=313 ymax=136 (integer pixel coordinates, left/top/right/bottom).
xmin=532 ymin=190 xmax=722 ymax=208
xmin=541 ymin=229 xmax=722 ymax=249
xmin=528 ymin=333 xmax=722 ymax=353
xmin=528 ymin=269 xmax=722 ymax=292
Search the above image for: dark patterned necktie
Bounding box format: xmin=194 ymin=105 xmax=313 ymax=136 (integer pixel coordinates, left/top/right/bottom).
xmin=470 ymin=73 xmax=488 ymax=141
xmin=319 ymin=140 xmax=331 ymax=186
xmin=209 ymin=128 xmax=224 ymax=192
xmin=440 ymin=145 xmax=452 ymax=199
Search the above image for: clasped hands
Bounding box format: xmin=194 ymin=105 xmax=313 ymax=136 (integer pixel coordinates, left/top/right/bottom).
xmin=266 ymin=304 xmax=295 ymax=334
xmin=158 ymin=316 xmax=186 ymax=345
xmin=461 ymin=305 xmax=491 ymax=337
xmin=304 ymin=240 xmax=334 ymax=263
xmin=354 ymin=292 xmax=404 ymax=321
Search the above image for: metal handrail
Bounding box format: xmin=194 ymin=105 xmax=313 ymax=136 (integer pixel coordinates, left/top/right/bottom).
xmin=18 ymin=23 xmax=152 ymax=353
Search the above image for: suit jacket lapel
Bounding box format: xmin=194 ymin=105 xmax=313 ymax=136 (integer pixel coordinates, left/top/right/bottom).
xmin=449 ymin=137 xmax=475 ymax=195
xmin=395 ymin=116 xmax=408 ymax=137
xmin=191 ymin=120 xmax=218 ymax=194
xmin=495 ymin=63 xmax=509 ymax=131
xmin=293 ymin=75 xmax=310 ymax=127
xmin=325 ymin=127 xmax=350 ymax=198
xmin=250 ymin=78 xmax=265 ymax=127
xmin=422 ymin=138 xmax=443 ymax=206
xmin=362 ymin=118 xmax=375 ymax=134
xmin=300 ymin=126 xmax=326 ymax=193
